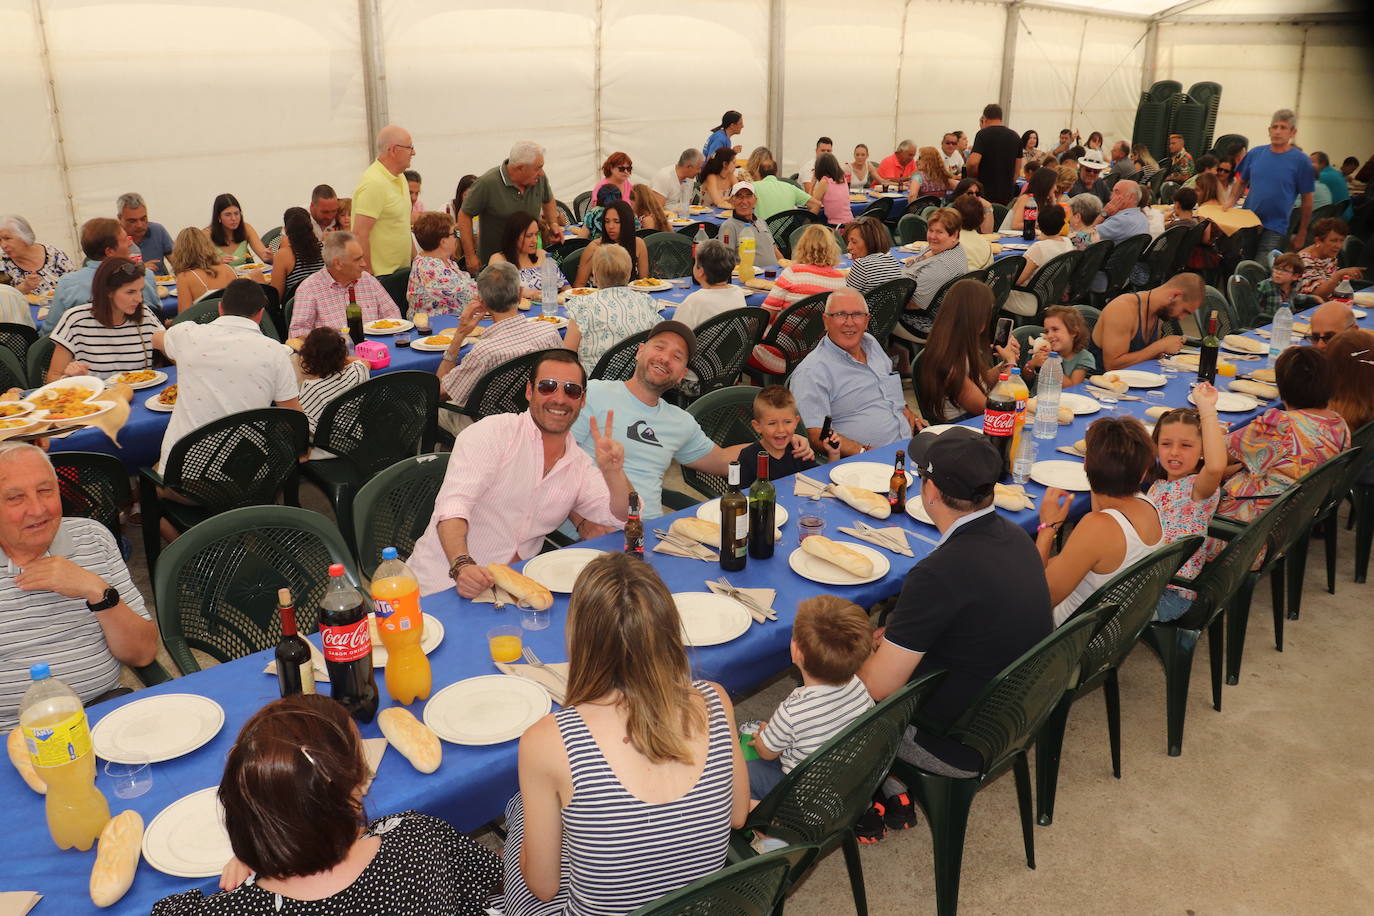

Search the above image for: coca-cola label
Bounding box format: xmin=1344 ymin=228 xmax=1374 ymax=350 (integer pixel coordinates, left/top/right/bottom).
xmin=984 ymin=408 xmax=1016 ymax=437
xmin=321 ymin=618 xmax=371 ymax=663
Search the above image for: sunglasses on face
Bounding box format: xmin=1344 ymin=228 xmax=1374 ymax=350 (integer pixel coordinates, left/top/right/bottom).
xmin=535 ymin=378 xmax=584 ymax=398
xmin=1307 ymin=332 xmax=1340 ymax=344
xmin=616 ymin=165 xmax=633 ymax=173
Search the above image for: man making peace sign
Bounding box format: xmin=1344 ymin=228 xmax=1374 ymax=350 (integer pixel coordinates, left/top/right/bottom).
xmin=408 ymin=348 xmax=631 ymax=597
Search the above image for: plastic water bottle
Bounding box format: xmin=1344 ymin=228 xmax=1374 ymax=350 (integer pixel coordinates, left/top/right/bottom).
xmin=1334 ymin=278 xmax=1354 ymax=304
xmin=540 ymin=257 xmax=558 ymax=319
xmin=1012 ymin=431 xmax=1037 ymax=484
xmin=1269 ymin=303 xmax=1293 ymax=366
xmin=20 ymin=663 xmax=110 ymax=850
xmin=1033 ymin=353 xmax=1063 ymax=440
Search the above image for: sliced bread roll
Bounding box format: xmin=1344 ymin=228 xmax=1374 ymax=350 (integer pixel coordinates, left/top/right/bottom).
xmin=1230 ymin=379 xmax=1278 ymax=400
xmin=90 ymin=810 xmax=142 ymax=907
xmin=7 ymin=727 xmax=44 ymax=794
xmin=994 ymin=483 xmax=1034 ymax=512
xmin=1145 ymin=405 xmax=1174 ymax=420
xmin=1089 ymin=373 xmax=1129 ymax=394
xmin=487 ymin=564 xmax=554 ymax=610
xmin=669 ymin=517 xmax=721 ymax=546
xmin=378 ymin=707 xmax=442 ymax=774
xmin=833 ymin=484 xmax=891 ymax=518
xmin=800 ymin=535 xmax=874 ymax=578
xmin=1250 ymin=368 xmax=1276 ymax=383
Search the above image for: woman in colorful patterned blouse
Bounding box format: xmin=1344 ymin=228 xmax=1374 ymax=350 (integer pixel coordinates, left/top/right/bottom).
xmin=407 ymin=211 xmax=477 ymax=317
xmin=0 ymin=214 xmax=75 ymax=296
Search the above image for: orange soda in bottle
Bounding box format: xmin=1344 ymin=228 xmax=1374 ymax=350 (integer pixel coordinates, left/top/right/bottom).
xmin=1007 ymin=367 xmax=1030 ymax=465
xmin=371 ymin=547 xmax=431 ymax=704
xmin=20 ymin=663 xmax=110 ymax=850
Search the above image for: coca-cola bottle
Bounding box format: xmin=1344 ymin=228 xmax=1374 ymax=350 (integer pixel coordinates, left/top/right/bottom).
xmin=983 ymin=373 xmax=1017 ymax=479
xmin=318 ymin=563 xmax=378 ymax=723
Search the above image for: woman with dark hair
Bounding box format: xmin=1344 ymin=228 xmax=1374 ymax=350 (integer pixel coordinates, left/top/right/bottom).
xmin=842 ymin=217 xmax=903 ymax=293
xmin=897 ymin=207 xmax=971 ymax=339
xmin=500 ymin=553 xmax=747 ymax=916
xmin=295 ymin=327 xmax=370 ymax=452
xmin=1037 ymin=415 xmax=1163 ymax=626
xmin=152 ymin=694 xmax=501 ymax=914
xmin=450 ymin=174 xmax=478 ymax=217
xmin=407 ymin=211 xmax=477 ymax=317
xmin=812 ymin=153 xmax=851 ymax=225
xmin=1297 ymin=217 xmax=1364 ymax=298
xmin=205 ymin=193 xmax=270 ymax=266
xmin=1001 ymin=166 xmax=1059 ymax=232
xmin=48 ymin=257 xmax=165 ymax=380
xmin=699 ymin=147 xmax=738 ymax=209
xmin=1216 ymin=345 xmax=1351 ymax=523
xmin=592 ymin=152 xmax=635 ymax=205
xmin=704 ymin=109 xmax=744 ymax=158
xmin=489 ymin=211 xmax=569 ymax=301
xmin=913 ymin=278 xmax=1018 ymax=422
xmin=1020 ymin=129 xmax=1044 ymax=163
xmin=1085 ymin=131 xmax=1104 ymax=151
xmin=573 ymin=200 xmax=649 ymax=288
xmin=270 ymin=207 xmax=324 ymax=302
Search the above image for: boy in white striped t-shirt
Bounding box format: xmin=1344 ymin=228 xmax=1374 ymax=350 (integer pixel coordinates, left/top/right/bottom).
xmin=745 ymin=595 xmax=874 ymax=802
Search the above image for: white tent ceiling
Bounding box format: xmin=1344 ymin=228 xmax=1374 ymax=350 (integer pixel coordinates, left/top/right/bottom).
xmin=2 ymin=0 xmax=1367 ymax=257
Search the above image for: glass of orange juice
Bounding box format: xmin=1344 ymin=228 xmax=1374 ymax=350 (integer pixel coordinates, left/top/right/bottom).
xmin=487 ymin=625 xmax=523 ymax=664
xmin=1216 ymin=361 xmax=1236 ymax=377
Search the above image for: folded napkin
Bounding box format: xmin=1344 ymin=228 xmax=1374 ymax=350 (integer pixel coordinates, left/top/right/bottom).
xmin=0 ymin=893 xmax=40 ymax=916
xmin=653 ymin=539 xmax=717 ymax=561
xmin=359 ymin=737 xmax=387 ymax=795
xmin=472 ymin=585 xmax=529 ymax=607
xmin=1057 ymin=443 xmax=1087 ymax=458
xmin=263 ymin=640 xmax=331 ymax=683
xmin=496 ymin=660 xmax=569 ymax=705
xmin=794 ymin=474 xmax=836 ymax=499
xmin=837 ymin=525 xmax=914 ymax=557
xmin=705 ymin=581 xmax=778 ymax=622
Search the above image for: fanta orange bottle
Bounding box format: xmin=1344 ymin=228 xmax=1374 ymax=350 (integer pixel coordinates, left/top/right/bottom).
xmin=371 ymin=547 xmax=431 ymax=704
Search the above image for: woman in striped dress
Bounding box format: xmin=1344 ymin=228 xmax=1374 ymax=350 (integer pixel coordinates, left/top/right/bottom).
xmin=761 ymin=224 xmax=847 ymax=320
xmin=48 ymin=257 xmax=164 ymax=381
xmin=501 ymin=553 xmax=748 ymax=916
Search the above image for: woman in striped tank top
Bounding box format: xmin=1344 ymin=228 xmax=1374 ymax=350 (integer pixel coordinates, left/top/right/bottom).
xmin=501 ymin=553 xmax=748 ymax=916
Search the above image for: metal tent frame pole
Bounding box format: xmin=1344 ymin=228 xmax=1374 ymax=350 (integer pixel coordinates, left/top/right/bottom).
xmin=33 ymin=0 xmax=79 ymax=253
xmin=357 ymin=0 xmax=389 ymax=155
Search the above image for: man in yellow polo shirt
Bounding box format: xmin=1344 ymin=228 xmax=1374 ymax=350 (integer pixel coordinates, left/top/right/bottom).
xmin=353 ymin=125 xmax=415 ymax=276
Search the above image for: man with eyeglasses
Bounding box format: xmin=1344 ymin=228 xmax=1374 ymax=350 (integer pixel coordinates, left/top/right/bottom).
xmin=409 ymin=347 xmax=631 ymax=597
xmin=572 ymin=321 xmax=813 ymax=519
xmin=1306 ymin=301 xmax=1357 ymax=351
xmin=352 ymin=124 xmax=417 ymax=276
xmin=789 ymin=289 xmax=920 ymax=457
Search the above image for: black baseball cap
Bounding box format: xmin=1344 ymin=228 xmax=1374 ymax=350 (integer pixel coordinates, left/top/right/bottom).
xmin=907 ymin=427 xmax=1001 ymax=501
xmin=646 ymin=320 xmax=697 ymax=362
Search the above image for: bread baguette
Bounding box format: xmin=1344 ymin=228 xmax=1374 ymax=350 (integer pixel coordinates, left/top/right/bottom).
xmin=90 ymin=809 xmax=142 ymax=907
xmin=800 ymin=536 xmax=874 ymax=578
xmin=1250 ymin=368 xmax=1275 ymax=383
xmin=487 ymin=564 xmax=553 ymax=610
xmin=1089 ymin=373 xmax=1128 ymax=394
xmin=1145 ymin=405 xmax=1173 ymax=420
xmin=7 ymin=727 xmax=44 ymax=794
xmin=833 ymin=484 xmax=891 ymax=519
xmin=669 ymin=517 xmax=720 ymax=546
xmin=1229 ymin=379 xmax=1278 ymax=400
xmin=378 ymin=707 xmax=442 ymax=774
xmin=994 ymin=483 xmax=1034 ymax=512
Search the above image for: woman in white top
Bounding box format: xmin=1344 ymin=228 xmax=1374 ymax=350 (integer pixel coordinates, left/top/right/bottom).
xmin=1038 ymin=416 xmax=1164 ymax=626
xmin=171 ymin=227 xmax=240 ymax=312
xmin=847 ymin=144 xmax=878 ymax=189
xmin=49 ymin=257 xmax=166 ymax=381
xmin=564 ymin=243 xmax=662 ymax=377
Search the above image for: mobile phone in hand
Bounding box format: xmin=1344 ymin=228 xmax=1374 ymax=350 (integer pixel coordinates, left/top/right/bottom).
xmin=993 ymin=317 xmax=1013 ymax=350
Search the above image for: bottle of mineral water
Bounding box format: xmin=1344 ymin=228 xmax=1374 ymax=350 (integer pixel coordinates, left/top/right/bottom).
xmin=1269 ymin=303 xmax=1293 ymax=367
xmin=1033 ymin=353 xmax=1063 ymax=440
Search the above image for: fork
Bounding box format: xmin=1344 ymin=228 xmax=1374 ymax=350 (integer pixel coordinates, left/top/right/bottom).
xmin=854 ymin=520 xmax=908 ymax=554
xmin=715 ymin=577 xmax=775 ymax=620
xmin=653 ymin=529 xmax=716 ymax=560
xmin=521 ymin=646 xmax=567 ymax=686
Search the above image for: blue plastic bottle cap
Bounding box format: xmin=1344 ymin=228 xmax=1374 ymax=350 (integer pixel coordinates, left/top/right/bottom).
xmin=29 ymin=663 xmax=50 ymax=680
xmin=381 ymin=547 xmax=398 ymax=561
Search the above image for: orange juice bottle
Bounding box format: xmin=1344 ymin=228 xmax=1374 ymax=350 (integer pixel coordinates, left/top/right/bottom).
xmin=1007 ymin=368 xmax=1031 ymax=463
xmin=20 ymin=664 xmax=110 ymax=850
xmin=371 ymin=548 xmax=431 ymax=705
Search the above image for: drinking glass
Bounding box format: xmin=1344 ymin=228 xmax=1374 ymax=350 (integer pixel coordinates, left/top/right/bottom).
xmin=521 ymin=605 xmax=550 ymax=631
xmin=798 ymin=514 xmax=824 ymax=541
xmin=104 ymin=756 xmax=152 ymax=799
xmin=487 ymin=625 xmax=523 ymax=663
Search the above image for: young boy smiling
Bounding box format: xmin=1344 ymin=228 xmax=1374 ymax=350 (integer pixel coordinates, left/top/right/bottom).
xmin=737 ymin=385 xmax=840 ymax=486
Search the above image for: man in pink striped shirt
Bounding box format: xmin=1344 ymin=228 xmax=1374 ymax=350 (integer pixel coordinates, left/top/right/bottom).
xmin=408 ymin=349 xmax=630 ymax=597
xmin=288 ymin=231 xmax=401 ymax=339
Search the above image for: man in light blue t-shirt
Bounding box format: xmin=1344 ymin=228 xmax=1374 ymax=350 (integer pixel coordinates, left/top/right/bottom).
xmin=572 ymin=320 xmax=813 ymax=518
xmin=1226 ymin=108 xmax=1315 ymax=254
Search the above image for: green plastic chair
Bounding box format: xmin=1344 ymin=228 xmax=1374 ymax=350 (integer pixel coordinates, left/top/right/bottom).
xmin=557 ymin=246 xmax=586 ymax=285
xmin=50 ymin=451 xmax=131 ymax=545
xmin=891 ymin=607 xmax=1108 ymax=916
xmin=139 ymin=407 xmax=310 ymax=576
xmin=861 ymin=277 xmax=915 ymax=348
xmin=152 ymin=505 xmax=359 ymax=675
xmin=1092 ymin=234 xmax=1150 ymax=307
xmin=302 ymin=371 xmax=439 ymax=555
xmin=1199 ymin=285 xmax=1239 ymax=338
xmin=729 ymin=671 xmax=947 ymax=916
xmin=682 ymin=385 xmax=761 ymax=499
xmin=1227 ymin=275 xmax=1261 ymax=328
xmin=169 ymin=297 xmax=281 ymax=341
xmin=1010 ymin=325 xmax=1044 ymax=387
xmin=990 ymin=203 xmax=1009 ymax=227
xmin=764 ymin=209 xmax=825 ymax=260
xmin=743 ymin=292 xmax=829 ymax=387
xmin=441 ymin=348 xmax=565 ymax=422
xmin=644 ymin=232 xmax=694 ymax=278
xmin=1009 ymin=250 xmax=1082 ymax=324
xmin=856 ymin=197 xmax=892 ymax=222
xmin=548 ymin=237 xmax=590 ymax=265
xmin=0 ymin=347 xmax=27 ymax=391
xmin=677 ymin=307 xmax=769 ymax=402
xmin=1035 ymin=537 xmax=1202 ymax=825
xmin=1067 ymin=239 xmax=1114 ymax=305
xmin=261 ymin=226 xmax=282 ymax=248
xmin=377 ymin=268 xmax=411 ymax=315
xmin=591 ymin=329 xmax=652 ymax=382
xmin=0 ymin=322 xmax=37 ymax=372
xmin=27 ymin=335 xmax=54 ymax=387
xmin=1141 ymin=481 xmax=1301 ymax=755
xmin=1074 ymin=304 xmax=1102 ymax=337
xmin=572 ymin=191 xmax=592 ymax=220
xmin=629 ymin=844 xmax=819 ymax=916
xmin=1314 ymin=435 xmax=1374 ymax=594
xmin=895 ymin=213 xmax=926 ymax=246
xmin=352 ymin=453 xmax=450 ymax=580
xmin=985 ymin=256 xmax=1025 ymax=316
xmin=1233 ymin=259 xmax=1268 ymax=290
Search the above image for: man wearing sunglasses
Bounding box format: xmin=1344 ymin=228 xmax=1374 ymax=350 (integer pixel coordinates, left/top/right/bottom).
xmin=1306 ymin=301 xmax=1357 ymax=351
xmin=408 ymin=348 xmax=631 ymax=598
xmin=572 ymin=320 xmax=814 ymax=519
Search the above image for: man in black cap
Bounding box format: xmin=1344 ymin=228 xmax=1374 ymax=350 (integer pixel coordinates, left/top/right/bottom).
xmin=856 ymin=427 xmax=1051 ymax=839
xmin=572 ymin=320 xmax=813 ymax=518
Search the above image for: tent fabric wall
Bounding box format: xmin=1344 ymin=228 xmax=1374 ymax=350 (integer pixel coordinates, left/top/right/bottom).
xmin=1 ymin=3 xmax=70 ymax=255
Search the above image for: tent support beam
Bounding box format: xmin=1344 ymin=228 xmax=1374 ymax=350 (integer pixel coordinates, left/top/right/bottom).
xmin=766 ymin=0 xmax=784 ymax=157
xmin=594 ymin=0 xmax=605 ymax=168
xmin=999 ymin=2 xmax=1022 ymax=119
xmin=1167 ymin=12 xmax=1360 ymax=24
xmin=357 ymin=0 xmax=388 ymax=150
xmin=32 ymin=0 xmax=78 ymax=249
xmin=1295 ymin=26 xmax=1309 ymax=111
xmin=1141 ymin=19 xmax=1159 ymax=92
xmin=892 ymin=0 xmax=911 ymax=151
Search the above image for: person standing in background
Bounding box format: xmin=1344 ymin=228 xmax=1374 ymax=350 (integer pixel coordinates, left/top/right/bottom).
xmin=966 ymin=104 xmax=1022 ymax=205
xmin=352 ymin=125 xmax=416 ymax=276
xmin=704 ymin=110 xmax=744 ymax=158
xmin=1225 ymin=108 xmax=1314 ymax=253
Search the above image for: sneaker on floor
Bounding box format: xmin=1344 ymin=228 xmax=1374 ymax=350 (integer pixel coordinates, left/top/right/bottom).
xmin=854 ymin=801 xmax=887 ymax=845
xmin=882 ymin=793 xmax=917 ymax=831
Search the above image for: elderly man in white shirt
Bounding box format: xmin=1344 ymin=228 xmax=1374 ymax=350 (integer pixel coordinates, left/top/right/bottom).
xmin=651 ymin=149 xmax=704 ymax=215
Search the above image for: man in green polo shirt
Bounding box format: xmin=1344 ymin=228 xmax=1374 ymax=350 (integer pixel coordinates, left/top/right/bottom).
xmin=353 ymin=124 xmax=416 ymax=276
xmin=459 ymin=140 xmax=559 ymax=272
xmin=751 ymin=153 xmax=822 ymax=221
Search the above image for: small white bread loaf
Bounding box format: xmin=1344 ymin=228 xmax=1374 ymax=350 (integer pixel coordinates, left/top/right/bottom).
xmin=994 ymin=483 xmax=1034 ymax=512
xmin=800 ymin=536 xmax=874 ymax=578
xmin=1058 ymin=405 xmax=1074 ymax=425
xmin=378 ymin=707 xmax=442 ymax=774
xmin=1089 ymin=373 xmax=1129 ymax=394
xmin=670 ymin=517 xmax=721 ymax=546
xmin=1145 ymin=405 xmax=1173 ymax=420
xmin=1229 ymin=379 xmax=1279 ymax=400
xmin=7 ymin=728 xmax=44 ymax=794
xmin=412 ymin=311 xmax=430 ymax=331
xmin=487 ymin=564 xmax=553 ymax=610
xmin=833 ymin=484 xmax=891 ymax=519
xmin=1250 ymin=368 xmax=1276 ymax=383
xmin=90 ymin=809 xmax=142 ymax=907
xmin=1073 ymin=438 xmax=1088 ymax=455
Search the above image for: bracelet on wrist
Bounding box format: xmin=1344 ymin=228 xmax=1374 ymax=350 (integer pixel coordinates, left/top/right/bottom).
xmin=1037 ymin=521 xmax=1064 ymax=533
xmin=448 ymin=554 xmax=476 ymax=579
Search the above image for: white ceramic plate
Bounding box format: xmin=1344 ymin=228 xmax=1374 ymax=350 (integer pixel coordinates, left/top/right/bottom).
xmin=696 ymin=498 xmax=789 ymax=528
xmin=145 ymin=390 xmax=176 ymax=412
xmin=92 ymin=693 xmax=224 ymax=764
xmin=364 ymin=318 xmax=413 ymax=335
xmin=787 ymin=541 xmax=890 ymax=585
xmin=370 ymin=612 xmax=444 ymax=667
xmin=142 ymin=787 xmax=232 ymax=878
xmin=905 ymin=497 xmax=935 ymax=527
xmin=1030 ymin=460 xmax=1091 ymax=491
xmin=1058 ymin=392 xmax=1102 ymax=416
xmin=566 ymin=287 xmax=596 ymax=297
xmin=829 ymin=461 xmax=914 ymax=493
xmin=29 ymin=376 xmax=104 ymax=407
xmin=1351 ymin=307 xmax=1368 ymax=319
xmin=424 ymin=675 xmax=551 ymax=746
xmin=869 ymin=191 xmax=906 ymax=198
xmin=108 ymin=369 xmax=168 ymax=390
xmin=998 ymin=228 xmax=1027 ymax=236
xmin=0 ymin=400 xmax=36 ymax=420
xmin=1193 ymin=389 xmax=1259 ymax=413
xmin=629 ymin=279 xmax=673 ymax=293
xmin=528 ymin=315 xmax=569 ymax=330
xmin=522 ymin=548 xmax=605 ymax=593
xmin=1110 ymin=369 xmax=1167 ymax=388
xmin=0 ymin=414 xmax=47 ymax=435
xmin=673 ymin=592 xmax=753 ymax=647
xmin=1221 ymin=334 xmax=1267 ymax=355
xmin=411 ymin=334 xmax=459 ymax=352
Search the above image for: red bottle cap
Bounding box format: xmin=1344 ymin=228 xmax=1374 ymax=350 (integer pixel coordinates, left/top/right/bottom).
xmin=328 ymin=563 xmax=345 ymax=576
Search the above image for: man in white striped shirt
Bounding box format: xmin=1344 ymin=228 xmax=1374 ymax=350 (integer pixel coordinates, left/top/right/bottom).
xmin=0 ymin=443 xmax=158 ymax=729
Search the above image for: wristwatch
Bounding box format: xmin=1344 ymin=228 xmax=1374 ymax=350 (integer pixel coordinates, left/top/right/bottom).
xmin=87 ymin=586 xmax=120 ymax=613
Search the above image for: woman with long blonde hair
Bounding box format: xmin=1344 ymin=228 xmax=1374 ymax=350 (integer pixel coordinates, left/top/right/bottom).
xmin=501 ymin=553 xmax=747 ymax=916
xmin=171 ymin=226 xmax=239 ymax=311
xmin=761 ymin=223 xmax=846 ymax=320
xmin=631 ymin=183 xmax=672 ymax=232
